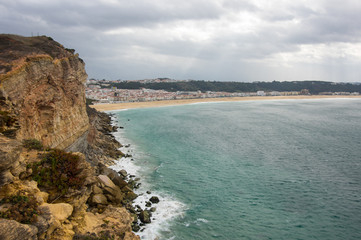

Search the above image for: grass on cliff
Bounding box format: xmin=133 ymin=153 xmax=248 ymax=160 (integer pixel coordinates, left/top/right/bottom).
xmin=31 ymin=149 xmax=86 ymax=195
xmin=22 ymin=138 xmax=44 ymax=151
xmin=0 ymin=194 xmax=39 ymax=224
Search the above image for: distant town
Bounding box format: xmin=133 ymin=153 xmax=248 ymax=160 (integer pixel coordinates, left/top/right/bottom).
xmin=86 ymin=78 xmax=360 ymax=104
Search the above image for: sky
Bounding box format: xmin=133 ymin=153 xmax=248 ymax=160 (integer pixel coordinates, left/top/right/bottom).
xmin=1 ymin=0 xmax=361 ymax=82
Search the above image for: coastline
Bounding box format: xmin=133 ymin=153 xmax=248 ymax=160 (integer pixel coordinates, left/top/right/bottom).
xmin=109 ymin=113 xmax=186 ymax=239
xmin=90 ymin=95 xmax=361 ymax=111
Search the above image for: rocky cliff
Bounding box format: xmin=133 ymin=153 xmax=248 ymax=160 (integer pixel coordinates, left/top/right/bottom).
xmin=0 ymin=34 xmax=139 ymax=240
xmin=0 ymin=34 xmax=89 ymax=149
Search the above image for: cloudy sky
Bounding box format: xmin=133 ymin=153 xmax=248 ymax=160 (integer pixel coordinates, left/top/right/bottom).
xmin=1 ymin=0 xmax=361 ymax=82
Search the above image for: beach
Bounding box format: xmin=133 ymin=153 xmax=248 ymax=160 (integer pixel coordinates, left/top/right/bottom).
xmin=91 ymin=95 xmax=361 ymax=111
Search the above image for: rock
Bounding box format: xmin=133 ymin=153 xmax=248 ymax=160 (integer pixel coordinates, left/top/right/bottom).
xmin=150 ymin=207 xmax=156 ymax=212
xmin=125 ymin=191 xmax=138 ymax=201
xmin=132 ymin=223 xmax=140 ymax=232
xmin=79 ymin=206 xmax=140 ymax=240
xmin=112 ymin=175 xmax=128 ymax=189
xmin=39 ymin=203 xmax=74 ymax=221
xmin=131 ymin=214 xmax=138 ymax=223
xmin=139 ymin=210 xmax=151 ymax=224
xmin=121 ymin=185 xmax=133 ymax=193
xmin=91 ymin=194 xmax=108 ymax=205
xmin=0 ymin=218 xmax=38 ymax=240
xmin=97 ymin=175 xmax=117 ymax=189
xmin=92 ymin=185 xmax=103 ymax=194
xmin=145 ymin=201 xmax=152 ymax=207
xmin=0 ymin=35 xmax=89 ymax=150
xmin=0 ymin=136 xmax=21 ymax=185
xmin=146 ymin=191 xmax=151 ymax=194
xmin=149 ymin=196 xmax=160 ymax=204
xmin=103 ymin=185 xmax=124 ymax=204
xmin=118 ymin=169 xmax=128 ymax=178
xmin=127 ymin=180 xmax=136 ymax=189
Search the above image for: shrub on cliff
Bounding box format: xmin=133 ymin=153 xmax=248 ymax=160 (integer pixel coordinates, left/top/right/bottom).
xmin=0 ymin=194 xmax=38 ymax=224
xmin=32 ymin=149 xmax=85 ymax=195
xmin=22 ymin=139 xmax=44 ymax=150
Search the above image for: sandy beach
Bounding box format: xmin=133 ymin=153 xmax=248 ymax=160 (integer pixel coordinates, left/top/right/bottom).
xmin=90 ymin=95 xmax=361 ymax=111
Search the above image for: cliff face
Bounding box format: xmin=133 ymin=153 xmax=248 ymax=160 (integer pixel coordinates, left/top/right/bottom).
xmin=0 ymin=34 xmax=89 ymax=149
xmin=0 ymin=35 xmax=139 ymax=240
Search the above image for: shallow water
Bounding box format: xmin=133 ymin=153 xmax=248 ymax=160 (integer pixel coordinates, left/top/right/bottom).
xmin=112 ymin=99 xmax=361 ymax=240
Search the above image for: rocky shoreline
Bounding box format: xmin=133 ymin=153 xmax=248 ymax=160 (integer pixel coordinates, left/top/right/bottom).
xmin=85 ymin=110 xmax=161 ymax=234
xmin=0 ymin=34 xmax=154 ymax=240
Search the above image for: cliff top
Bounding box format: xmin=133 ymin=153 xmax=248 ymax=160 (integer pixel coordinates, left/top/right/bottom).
xmin=0 ymin=34 xmax=75 ymax=75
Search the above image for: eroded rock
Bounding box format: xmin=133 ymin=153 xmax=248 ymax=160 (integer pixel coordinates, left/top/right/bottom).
xmin=0 ymin=218 xmax=38 ymax=240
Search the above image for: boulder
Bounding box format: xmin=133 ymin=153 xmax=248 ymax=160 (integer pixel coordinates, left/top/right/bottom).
xmin=118 ymin=169 xmax=127 ymax=178
xmin=0 ymin=218 xmax=38 ymax=240
xmin=112 ymin=176 xmax=128 ymax=189
xmin=92 ymin=185 xmax=103 ymax=194
xmin=125 ymin=191 xmax=138 ymax=201
xmin=149 ymin=196 xmax=160 ymax=204
xmin=39 ymin=203 xmax=73 ymax=221
xmin=139 ymin=210 xmax=151 ymax=224
xmin=91 ymin=194 xmax=108 ymax=205
xmin=0 ymin=136 xmax=21 ymax=185
xmin=97 ymin=175 xmax=116 ymax=189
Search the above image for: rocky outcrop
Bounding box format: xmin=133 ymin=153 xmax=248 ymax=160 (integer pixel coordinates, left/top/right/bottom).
xmin=0 ymin=34 xmax=89 ymax=149
xmin=0 ymin=218 xmax=38 ymax=240
xmin=0 ymin=35 xmax=140 ymax=240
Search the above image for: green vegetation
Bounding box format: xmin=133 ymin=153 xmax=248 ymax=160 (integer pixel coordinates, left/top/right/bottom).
xmin=65 ymin=48 xmax=75 ymax=54
xmin=0 ymin=194 xmax=38 ymax=224
xmin=103 ymin=80 xmax=361 ymax=94
xmin=86 ymin=98 xmax=96 ymax=106
xmin=32 ymin=149 xmax=85 ymax=195
xmin=22 ymin=139 xmax=44 ymax=151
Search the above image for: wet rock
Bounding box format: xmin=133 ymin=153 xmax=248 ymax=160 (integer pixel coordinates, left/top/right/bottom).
xmin=125 ymin=191 xmax=138 ymax=201
xmin=131 ymin=214 xmax=138 ymax=223
xmin=121 ymin=185 xmax=133 ymax=193
xmin=149 ymin=196 xmax=160 ymax=204
xmin=139 ymin=210 xmax=151 ymax=224
xmin=118 ymin=169 xmax=128 ymax=178
xmin=0 ymin=218 xmax=38 ymax=240
xmin=146 ymin=191 xmax=151 ymax=194
xmin=150 ymin=207 xmax=156 ymax=212
xmin=145 ymin=201 xmax=152 ymax=207
xmin=112 ymin=176 xmax=128 ymax=189
xmin=132 ymin=223 xmax=140 ymax=232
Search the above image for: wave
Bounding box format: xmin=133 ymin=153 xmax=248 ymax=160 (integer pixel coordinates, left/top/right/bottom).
xmin=109 ymin=114 xmax=187 ymax=240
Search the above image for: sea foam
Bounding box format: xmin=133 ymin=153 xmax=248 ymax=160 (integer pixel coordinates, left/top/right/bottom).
xmin=110 ymin=114 xmax=187 ymax=240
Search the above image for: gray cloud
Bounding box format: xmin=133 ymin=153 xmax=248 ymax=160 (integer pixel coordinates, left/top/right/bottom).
xmin=1 ymin=0 xmax=361 ymax=82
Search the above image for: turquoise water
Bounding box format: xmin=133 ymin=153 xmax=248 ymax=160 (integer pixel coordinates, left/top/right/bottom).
xmin=113 ymin=99 xmax=361 ymax=240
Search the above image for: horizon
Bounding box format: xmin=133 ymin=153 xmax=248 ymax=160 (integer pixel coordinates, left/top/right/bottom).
xmin=89 ymin=77 xmax=361 ymax=84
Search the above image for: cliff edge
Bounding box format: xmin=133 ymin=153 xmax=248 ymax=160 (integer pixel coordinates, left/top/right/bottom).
xmin=0 ymin=34 xmax=139 ymax=240
xmin=0 ymin=34 xmax=89 ymax=149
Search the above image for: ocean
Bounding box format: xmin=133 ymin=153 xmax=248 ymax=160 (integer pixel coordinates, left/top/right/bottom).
xmin=110 ymin=98 xmax=361 ymax=240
